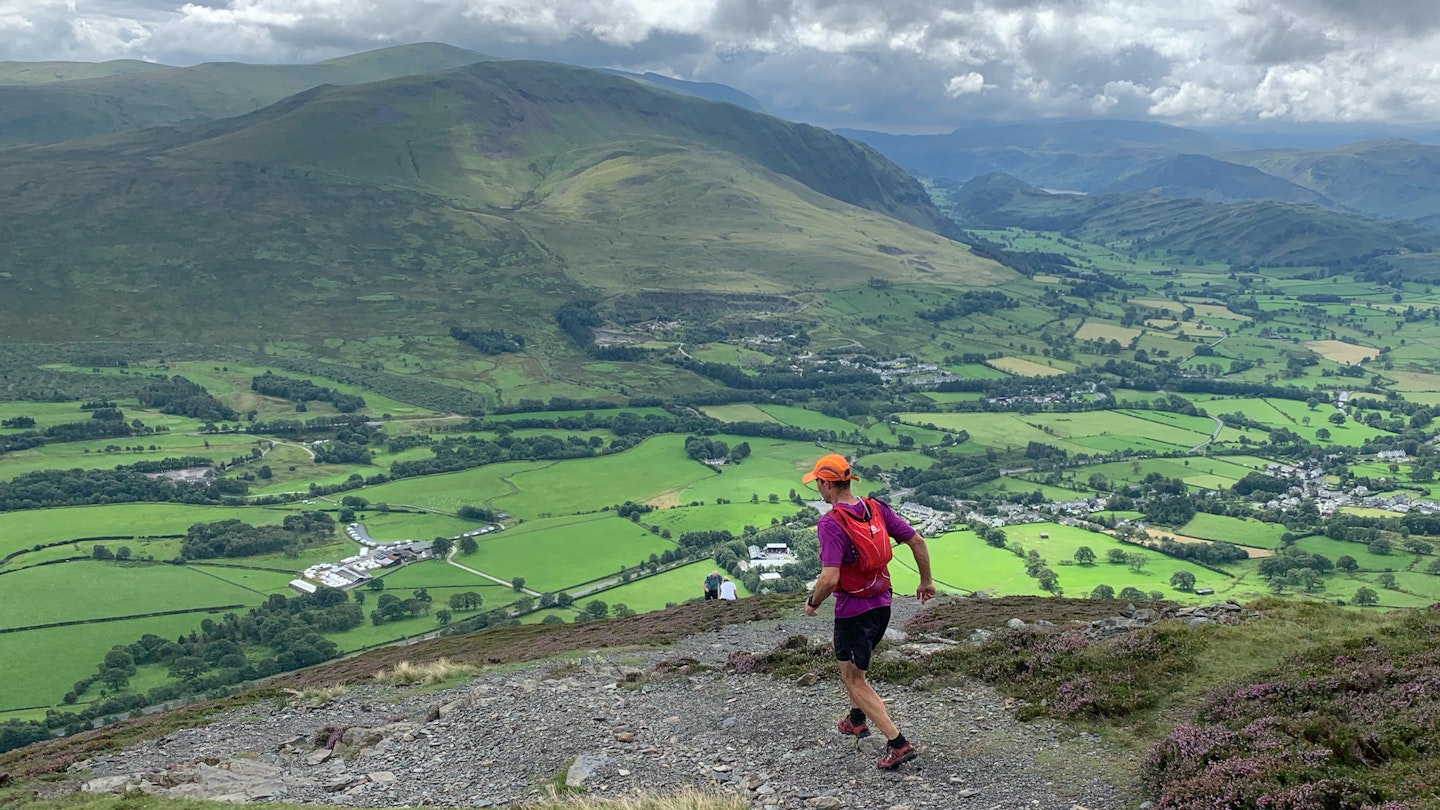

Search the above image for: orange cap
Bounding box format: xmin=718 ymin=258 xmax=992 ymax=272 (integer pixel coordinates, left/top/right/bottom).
xmin=802 ymin=453 xmax=859 ymax=484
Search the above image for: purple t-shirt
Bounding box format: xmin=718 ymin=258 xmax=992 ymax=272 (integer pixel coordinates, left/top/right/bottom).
xmin=818 ymin=498 xmax=916 ymax=619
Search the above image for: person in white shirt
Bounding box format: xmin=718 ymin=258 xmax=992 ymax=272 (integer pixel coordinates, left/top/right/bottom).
xmin=719 ymin=577 xmax=737 ymax=600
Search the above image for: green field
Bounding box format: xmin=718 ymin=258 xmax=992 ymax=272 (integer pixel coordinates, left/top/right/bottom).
xmin=464 ymin=513 xmax=675 ymax=592
xmin=1176 ymin=513 xmax=1289 ymax=548
xmin=0 ymin=503 xmax=302 ymax=564
xmin=588 ymin=560 xmax=752 ymax=613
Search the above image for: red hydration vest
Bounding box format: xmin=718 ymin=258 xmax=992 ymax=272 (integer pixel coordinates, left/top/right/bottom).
xmin=826 ymin=498 xmax=895 ymax=597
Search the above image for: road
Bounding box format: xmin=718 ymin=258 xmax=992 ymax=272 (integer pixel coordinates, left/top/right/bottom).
xmin=446 ymin=546 xmax=543 ymax=597
xmin=1188 ymin=416 xmax=1226 ymax=453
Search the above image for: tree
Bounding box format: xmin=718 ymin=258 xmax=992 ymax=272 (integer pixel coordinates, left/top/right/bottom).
xmin=458 ymin=535 xmax=478 ymax=555
xmin=1074 ymin=546 xmax=1096 ymax=565
xmin=1353 ymin=587 xmax=1379 ymax=606
xmin=435 ymin=609 xmax=452 ymax=626
xmin=1118 ymin=586 xmax=1147 ymax=601
xmin=1314 ymin=428 xmax=1331 ymax=441
xmin=101 ymin=667 xmax=130 ymax=691
xmin=1336 ymin=555 xmax=1359 ymax=572
xmin=430 ymin=537 xmax=453 ymax=556
xmin=585 ymin=600 xmax=608 ymax=618
xmin=1106 ymin=548 xmax=1129 ymax=564
xmin=1126 ymin=553 xmax=1148 ymax=573
xmin=611 ymin=603 xmax=635 ymax=618
xmin=1169 ymin=570 xmax=1197 ymax=591
xmin=512 ymin=577 xmax=526 ymax=592
xmin=366 ymin=577 xmax=385 ymax=591
xmin=1328 ymin=412 xmax=1346 ymax=425
xmin=115 ymin=546 xmax=132 ymax=561
xmin=1369 ymin=538 xmax=1393 ymax=556
xmin=1090 ymin=584 xmax=1115 ymax=600
xmin=448 ymin=591 xmax=482 ymax=611
xmin=1378 ymin=572 xmax=1399 ymax=590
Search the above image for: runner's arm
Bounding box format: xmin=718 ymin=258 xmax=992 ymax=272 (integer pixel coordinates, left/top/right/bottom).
xmin=805 ymin=566 xmax=841 ymax=616
xmin=902 ymin=534 xmax=937 ymax=603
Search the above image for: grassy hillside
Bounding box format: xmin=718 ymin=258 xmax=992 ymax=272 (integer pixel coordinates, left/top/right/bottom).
xmin=944 ymin=173 xmax=1440 ymax=265
xmin=1103 ymin=154 xmax=1333 ymax=205
xmin=0 ymin=59 xmax=1002 ymax=351
xmin=1228 ymin=139 xmax=1440 ymax=225
xmin=0 ymin=60 xmax=170 ymax=86
xmin=0 ymin=43 xmax=496 ymax=145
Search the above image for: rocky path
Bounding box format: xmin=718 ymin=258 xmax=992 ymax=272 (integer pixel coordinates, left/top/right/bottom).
xmin=77 ymin=599 xmax=1142 ymax=809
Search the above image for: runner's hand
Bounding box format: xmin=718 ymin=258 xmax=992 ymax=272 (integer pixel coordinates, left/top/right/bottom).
xmin=916 ymin=582 xmax=937 ymax=603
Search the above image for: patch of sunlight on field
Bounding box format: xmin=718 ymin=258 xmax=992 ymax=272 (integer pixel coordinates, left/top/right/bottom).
xmin=701 ymin=404 xmax=780 ymax=423
xmin=1136 ymin=299 xmax=1249 ymax=321
xmin=1074 ymin=322 xmax=1141 ymax=343
xmin=987 ymin=356 xmax=1068 ymax=376
xmin=1305 ymin=340 xmax=1379 ymax=364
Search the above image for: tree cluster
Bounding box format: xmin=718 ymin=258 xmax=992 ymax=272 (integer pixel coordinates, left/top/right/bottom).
xmin=251 ymin=371 xmax=365 ymax=413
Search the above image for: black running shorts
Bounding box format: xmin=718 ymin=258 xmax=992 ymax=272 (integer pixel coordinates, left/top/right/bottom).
xmin=832 ymin=605 xmax=891 ymax=671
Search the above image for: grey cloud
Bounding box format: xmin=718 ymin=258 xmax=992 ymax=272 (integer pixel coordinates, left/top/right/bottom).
xmin=1230 ymin=6 xmax=1343 ymax=66
xmin=1279 ymin=0 xmax=1440 ymax=35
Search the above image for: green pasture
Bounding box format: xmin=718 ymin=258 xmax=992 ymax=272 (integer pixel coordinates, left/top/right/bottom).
xmin=0 ymin=503 xmax=300 ymax=563
xmin=897 ymin=410 xmax=1215 ymax=457
xmin=0 ymin=430 xmax=264 ymax=482
xmin=1073 ymin=456 xmax=1257 ymax=492
xmin=1291 ymin=535 xmax=1413 ymax=572
xmin=350 ymin=511 xmax=480 ymax=543
xmin=998 ymin=523 xmax=1230 ymax=600
xmin=888 ymin=528 xmax=1046 ymax=597
xmin=863 ymin=421 xmax=950 ymax=448
xmin=0 ymin=613 xmax=218 ymax=714
xmin=921 ymin=391 xmax=986 ymax=404
xmin=756 ymin=404 xmax=859 ymax=433
xmin=490 ymin=436 xmax=716 ymax=517
xmin=186 ymin=563 xmax=297 ymax=595
xmin=165 ymin=361 xmax=441 ymax=418
xmin=680 ymin=435 xmax=829 ymax=505
xmin=1192 ymin=396 xmax=1392 ymax=445
xmin=687 ymin=344 xmax=773 ymax=367
xmin=1175 ymin=513 xmax=1289 ymax=548
xmin=701 ymin=403 xmax=779 ymax=423
xmin=373 ymin=559 xmax=511 ymax=593
xmin=855 ymin=451 xmax=937 ymax=471
xmin=645 ymin=502 xmax=799 ymax=536
xmin=483 ymin=407 xmax=669 ymax=423
xmin=465 ymin=513 xmax=675 ymax=592
xmin=588 ymin=561 xmax=752 ymax=613
xmin=345 ymin=459 xmax=555 ymax=514
xmin=0 ymin=401 xmax=202 ymax=434
xmin=0 ymin=560 xmax=263 ymax=630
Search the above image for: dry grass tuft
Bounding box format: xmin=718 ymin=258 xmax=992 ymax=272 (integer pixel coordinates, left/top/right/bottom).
xmin=373 ymin=657 xmax=479 ymax=686
xmin=528 ymin=787 xmax=748 ymax=810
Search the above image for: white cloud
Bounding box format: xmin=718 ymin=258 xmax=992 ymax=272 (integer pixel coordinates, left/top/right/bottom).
xmin=944 ymin=71 xmax=985 ymax=96
xmin=2 ymin=0 xmax=1440 ymax=129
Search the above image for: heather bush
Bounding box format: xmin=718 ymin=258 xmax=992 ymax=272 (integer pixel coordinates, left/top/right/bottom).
xmin=928 ymin=623 xmax=1201 ymax=721
xmin=1144 ymin=611 xmax=1440 ymax=809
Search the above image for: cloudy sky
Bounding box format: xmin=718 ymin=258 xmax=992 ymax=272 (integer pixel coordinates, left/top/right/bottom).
xmin=4 ymin=0 xmax=1440 ymax=132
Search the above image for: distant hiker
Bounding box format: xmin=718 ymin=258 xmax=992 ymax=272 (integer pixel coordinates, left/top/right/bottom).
xmin=719 ymin=577 xmax=738 ymax=600
xmin=704 ymin=569 xmax=723 ymax=600
xmin=801 ymin=453 xmax=935 ymax=770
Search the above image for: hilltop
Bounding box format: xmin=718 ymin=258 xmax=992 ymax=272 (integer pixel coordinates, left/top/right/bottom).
xmin=0 ymin=58 xmax=1001 ymax=349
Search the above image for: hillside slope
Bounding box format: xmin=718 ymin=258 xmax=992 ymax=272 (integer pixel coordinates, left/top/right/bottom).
xmin=1227 ymin=139 xmax=1440 ymax=225
xmin=0 ymin=43 xmax=496 ymax=145
xmin=0 ymin=60 xmax=1003 ymax=345
xmin=944 ymin=173 xmax=1440 ymax=266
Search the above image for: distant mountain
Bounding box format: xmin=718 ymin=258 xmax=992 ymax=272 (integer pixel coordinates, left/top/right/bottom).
xmin=845 ymin=122 xmax=1440 ymax=231
xmin=0 ymin=43 xmax=498 ymax=145
xmin=601 ymin=70 xmax=768 ymax=114
xmin=1225 ymin=140 xmax=1440 ymax=225
xmin=0 ymin=59 xmax=171 ymax=86
xmin=943 ymin=173 xmax=1440 ymax=266
xmin=837 ymin=120 xmax=1242 ymax=190
xmin=0 ymin=60 xmax=1001 ymax=345
xmin=1102 ymin=154 xmax=1333 ymax=206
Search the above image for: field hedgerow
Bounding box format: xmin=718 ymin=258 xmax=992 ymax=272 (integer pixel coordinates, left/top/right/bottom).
xmin=1144 ymin=611 xmax=1440 ymax=810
